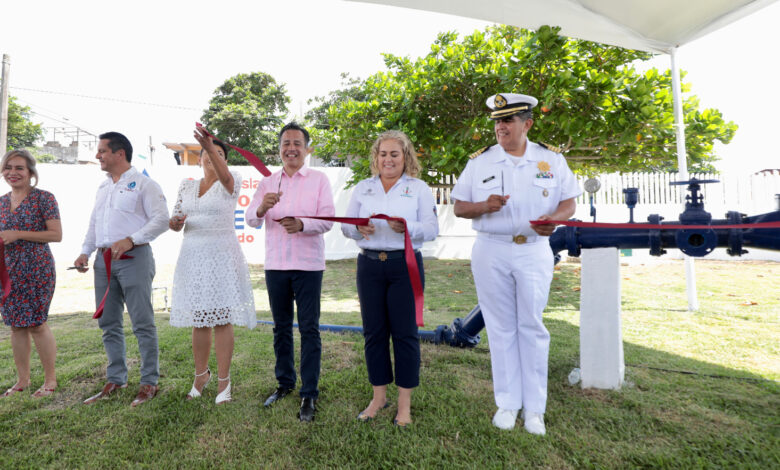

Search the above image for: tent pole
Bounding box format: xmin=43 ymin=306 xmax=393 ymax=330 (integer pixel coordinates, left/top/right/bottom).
xmin=670 ymin=47 xmax=699 ymax=312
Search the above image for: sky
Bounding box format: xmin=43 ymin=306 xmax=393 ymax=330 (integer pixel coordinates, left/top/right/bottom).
xmin=1 ymin=0 xmax=778 ymax=174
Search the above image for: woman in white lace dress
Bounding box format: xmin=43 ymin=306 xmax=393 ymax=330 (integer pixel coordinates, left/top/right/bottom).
xmin=168 ymin=128 xmax=256 ymax=404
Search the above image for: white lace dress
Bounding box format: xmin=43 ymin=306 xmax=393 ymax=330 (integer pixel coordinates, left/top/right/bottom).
xmin=170 ymin=172 xmax=256 ymax=329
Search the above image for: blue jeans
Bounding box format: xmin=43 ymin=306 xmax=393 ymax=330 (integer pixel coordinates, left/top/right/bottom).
xmin=265 ymin=270 xmax=323 ymax=399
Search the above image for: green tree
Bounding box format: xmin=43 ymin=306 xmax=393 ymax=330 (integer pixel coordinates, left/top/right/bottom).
xmin=305 ymin=73 xmax=366 ymax=164
xmin=305 ymin=73 xmax=364 ymax=131
xmin=316 ymin=25 xmax=737 ymax=185
xmin=5 ymin=96 xmax=44 ymax=150
xmin=200 ymin=72 xmax=289 ymax=165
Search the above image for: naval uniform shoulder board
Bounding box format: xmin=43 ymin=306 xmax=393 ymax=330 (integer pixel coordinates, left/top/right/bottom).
xmin=539 ymin=142 xmax=563 ymax=154
xmin=468 ymin=146 xmax=489 ymax=159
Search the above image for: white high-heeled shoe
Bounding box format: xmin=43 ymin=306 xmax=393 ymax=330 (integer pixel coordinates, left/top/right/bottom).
xmin=186 ymin=368 xmax=211 ymax=400
xmin=215 ymin=376 xmax=231 ymax=404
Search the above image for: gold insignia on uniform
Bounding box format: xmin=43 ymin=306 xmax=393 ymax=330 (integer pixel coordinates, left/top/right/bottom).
xmin=543 ymin=189 xmax=549 ymax=197
xmin=378 ymin=251 xmax=388 ymax=262
xmin=537 ymin=161 xmax=551 ymax=172
xmin=494 ymin=94 xmax=507 ymax=108
xmin=512 ymin=235 xmax=527 ymax=244
xmin=469 ymin=147 xmax=488 ymax=159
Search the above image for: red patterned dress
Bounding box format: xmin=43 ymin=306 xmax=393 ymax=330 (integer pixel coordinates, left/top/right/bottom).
xmin=0 ymin=188 xmax=60 ymax=327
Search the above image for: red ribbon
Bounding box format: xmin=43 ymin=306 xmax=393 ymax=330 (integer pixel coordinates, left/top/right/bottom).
xmin=195 ymin=123 xmax=271 ymax=177
xmin=226 ymin=126 xmax=423 ymax=326
xmin=530 ymin=220 xmax=780 ymax=230
xmin=277 ymin=215 xmax=425 ymax=327
xmin=93 ymin=249 xmax=133 ymax=319
xmin=0 ymin=244 xmax=11 ymax=305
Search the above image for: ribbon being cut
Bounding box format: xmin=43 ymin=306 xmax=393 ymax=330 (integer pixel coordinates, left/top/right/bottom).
xmin=93 ymin=249 xmax=133 ymax=319
xmin=196 ymin=123 xmax=426 ymax=327
xmin=195 ymin=123 xmax=271 ymax=177
xmin=276 ymin=215 xmax=425 ymax=327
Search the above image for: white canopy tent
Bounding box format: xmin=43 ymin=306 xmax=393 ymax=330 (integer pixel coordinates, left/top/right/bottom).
xmin=350 ymin=0 xmax=776 ymax=54
xmin=352 ymin=0 xmax=779 ymax=310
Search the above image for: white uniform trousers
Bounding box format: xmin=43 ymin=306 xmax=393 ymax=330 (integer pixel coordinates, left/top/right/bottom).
xmin=471 ymin=237 xmax=554 ymax=413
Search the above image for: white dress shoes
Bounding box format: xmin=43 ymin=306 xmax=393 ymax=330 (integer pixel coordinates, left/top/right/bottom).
xmin=522 ymin=410 xmax=546 ymax=436
xmin=492 ymin=408 xmax=519 ymax=430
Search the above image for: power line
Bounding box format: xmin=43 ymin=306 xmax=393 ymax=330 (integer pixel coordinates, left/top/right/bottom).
xmin=14 ymin=97 xmax=93 ymax=132
xmin=9 ymin=86 xmax=202 ymax=112
xmin=27 ymin=109 xmax=96 ymax=137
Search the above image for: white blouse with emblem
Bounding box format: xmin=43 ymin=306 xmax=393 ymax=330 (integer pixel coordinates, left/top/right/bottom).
xmin=341 ymin=173 xmax=439 ymax=251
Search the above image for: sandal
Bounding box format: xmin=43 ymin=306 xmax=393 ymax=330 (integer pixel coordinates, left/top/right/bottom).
xmin=2 ymin=384 xmax=28 ymax=397
xmin=33 ymin=386 xmax=57 ymax=398
xmin=186 ymin=368 xmax=211 ymax=400
xmin=215 ymin=376 xmax=231 ymax=404
xmin=357 ymin=401 xmax=390 ymax=421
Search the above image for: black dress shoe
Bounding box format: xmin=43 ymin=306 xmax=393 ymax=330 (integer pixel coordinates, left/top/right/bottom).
xmin=263 ymin=386 xmax=294 ymax=407
xmin=299 ymin=397 xmax=316 ymax=422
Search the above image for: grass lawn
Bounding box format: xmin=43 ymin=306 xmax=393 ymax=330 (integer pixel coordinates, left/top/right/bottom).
xmin=0 ymin=258 xmax=778 ymax=469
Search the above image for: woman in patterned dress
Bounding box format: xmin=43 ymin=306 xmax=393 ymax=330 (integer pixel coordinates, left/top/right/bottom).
xmin=0 ymin=149 xmax=62 ymax=398
xmin=168 ymin=128 xmax=256 ymax=404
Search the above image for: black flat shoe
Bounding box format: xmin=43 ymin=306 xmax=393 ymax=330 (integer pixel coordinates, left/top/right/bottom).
xmin=299 ymin=397 xmax=316 ymax=422
xmin=263 ymin=386 xmax=294 ymax=408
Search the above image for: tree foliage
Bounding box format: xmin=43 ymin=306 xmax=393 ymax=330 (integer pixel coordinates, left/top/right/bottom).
xmin=5 ymin=96 xmax=44 ymax=150
xmin=200 ymin=72 xmax=289 ymax=165
xmin=305 ymin=73 xmax=364 ymax=131
xmin=305 ymin=73 xmax=365 ymax=162
xmin=315 ymin=25 xmax=737 ymax=185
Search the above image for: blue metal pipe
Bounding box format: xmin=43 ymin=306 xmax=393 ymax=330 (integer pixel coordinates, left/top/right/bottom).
xmin=256 ymin=306 xmax=485 ymax=348
xmin=256 ymin=320 xmax=364 ymax=334
xmin=549 ymin=209 xmax=780 ymax=258
xmin=257 ymin=181 xmax=779 ymax=349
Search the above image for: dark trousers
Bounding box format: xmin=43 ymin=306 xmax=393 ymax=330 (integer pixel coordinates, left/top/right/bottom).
xmin=265 ymin=270 xmax=323 ymax=399
xmin=356 ymin=252 xmax=423 ymax=389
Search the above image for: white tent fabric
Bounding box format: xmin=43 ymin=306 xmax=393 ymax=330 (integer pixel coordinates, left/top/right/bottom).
xmin=351 ymin=0 xmax=778 ymax=53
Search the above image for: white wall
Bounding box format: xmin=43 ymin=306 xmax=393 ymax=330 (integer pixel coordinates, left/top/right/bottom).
xmin=3 ymin=164 xmax=778 ymax=267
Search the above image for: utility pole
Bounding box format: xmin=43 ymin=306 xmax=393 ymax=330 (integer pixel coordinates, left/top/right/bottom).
xmin=149 ymin=136 xmax=155 ymax=166
xmin=0 ymin=54 xmax=10 ymax=155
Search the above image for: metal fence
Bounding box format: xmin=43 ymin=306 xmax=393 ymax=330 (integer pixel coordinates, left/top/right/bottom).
xmin=432 ymin=171 xmax=780 ymax=213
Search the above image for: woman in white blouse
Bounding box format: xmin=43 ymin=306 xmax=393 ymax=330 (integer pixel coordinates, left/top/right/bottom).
xmin=341 ymin=130 xmax=438 ymax=426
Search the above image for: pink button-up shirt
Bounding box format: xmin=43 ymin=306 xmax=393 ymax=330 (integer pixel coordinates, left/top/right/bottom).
xmin=246 ymin=166 xmax=335 ymax=271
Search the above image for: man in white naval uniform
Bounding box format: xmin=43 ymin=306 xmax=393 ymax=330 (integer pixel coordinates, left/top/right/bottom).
xmin=452 ymin=93 xmax=581 ymax=435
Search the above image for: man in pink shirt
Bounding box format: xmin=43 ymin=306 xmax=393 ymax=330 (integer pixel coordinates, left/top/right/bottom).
xmin=246 ymin=122 xmax=335 ymax=422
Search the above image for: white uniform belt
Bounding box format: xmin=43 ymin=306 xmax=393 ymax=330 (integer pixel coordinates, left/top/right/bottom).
xmin=478 ymin=232 xmax=541 ymax=245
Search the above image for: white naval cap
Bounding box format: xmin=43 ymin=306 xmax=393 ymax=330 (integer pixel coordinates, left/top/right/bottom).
xmin=486 ymin=93 xmax=538 ymax=119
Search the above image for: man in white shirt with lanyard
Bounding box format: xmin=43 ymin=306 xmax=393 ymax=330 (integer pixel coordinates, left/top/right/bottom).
xmin=75 ymin=132 xmax=169 ymax=407
xmin=452 ymin=93 xmax=581 ymax=435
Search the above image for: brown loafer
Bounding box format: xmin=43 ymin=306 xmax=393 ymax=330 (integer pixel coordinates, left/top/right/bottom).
xmin=131 ymin=384 xmax=159 ymax=407
xmin=83 ymin=382 xmax=127 ymax=405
